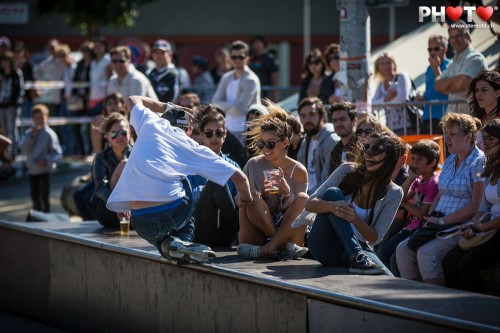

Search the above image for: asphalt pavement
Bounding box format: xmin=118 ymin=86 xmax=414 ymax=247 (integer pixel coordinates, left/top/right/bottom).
xmin=0 ymin=158 xmax=92 ymax=222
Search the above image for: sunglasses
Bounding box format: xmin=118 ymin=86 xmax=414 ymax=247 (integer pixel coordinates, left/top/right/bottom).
xmin=356 ymin=128 xmax=373 ymax=136
xmin=256 ymin=139 xmax=283 ymax=150
xmin=328 ymin=54 xmax=340 ymax=61
xmin=204 ymin=129 xmax=224 ymax=138
xmin=112 ymin=58 xmax=127 ymax=64
xmin=363 ymin=143 xmax=385 ymax=155
xmin=109 ymin=129 xmax=127 ymax=139
xmin=231 ymin=55 xmax=246 ymax=60
xmin=308 ymin=59 xmax=322 ymax=65
xmin=427 ymin=47 xmax=443 ymax=53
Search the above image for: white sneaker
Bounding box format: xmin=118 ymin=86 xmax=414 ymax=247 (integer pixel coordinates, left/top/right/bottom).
xmin=161 ymin=237 xmax=216 ymax=263
xmin=282 ymin=242 xmax=309 ymax=259
xmin=237 ymin=243 xmax=260 ymax=259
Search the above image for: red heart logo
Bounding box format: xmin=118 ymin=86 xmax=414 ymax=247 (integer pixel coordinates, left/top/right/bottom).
xmin=446 ymin=6 xmax=463 ymax=22
xmin=476 ymin=6 xmax=493 ymax=21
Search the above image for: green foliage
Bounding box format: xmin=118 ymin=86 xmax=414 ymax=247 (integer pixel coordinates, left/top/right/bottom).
xmin=34 ymin=0 xmax=157 ymax=37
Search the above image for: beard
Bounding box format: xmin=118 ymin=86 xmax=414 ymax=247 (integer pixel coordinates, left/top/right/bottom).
xmin=304 ymin=123 xmax=320 ymax=136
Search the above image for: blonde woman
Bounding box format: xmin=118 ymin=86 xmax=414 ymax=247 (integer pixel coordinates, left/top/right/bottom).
xmin=237 ymin=102 xmax=309 ymax=259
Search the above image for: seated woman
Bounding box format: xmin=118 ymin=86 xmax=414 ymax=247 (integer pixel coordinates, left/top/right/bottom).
xmin=396 ymin=113 xmax=485 ymax=286
xmin=355 ymin=116 xmax=383 ymax=145
xmin=91 ymin=113 xmax=132 ymax=228
xmin=443 ymin=119 xmax=500 ymax=293
xmin=293 ymin=131 xmax=404 ymax=275
xmin=191 ymin=106 xmax=240 ymax=247
xmin=237 ymin=102 xmax=309 ymax=259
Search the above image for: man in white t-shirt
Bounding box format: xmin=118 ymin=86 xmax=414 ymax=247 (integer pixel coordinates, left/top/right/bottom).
xmin=212 ymin=40 xmax=261 ymax=144
xmin=107 ymin=95 xmax=253 ymax=263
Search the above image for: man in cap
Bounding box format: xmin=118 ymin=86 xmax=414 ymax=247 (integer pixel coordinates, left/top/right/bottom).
xmin=107 ymin=95 xmax=253 ymax=263
xmin=147 ymin=39 xmax=182 ymax=103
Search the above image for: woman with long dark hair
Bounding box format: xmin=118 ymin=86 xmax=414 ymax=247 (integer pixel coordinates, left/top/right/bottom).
xmin=293 ymin=131 xmax=404 ymax=275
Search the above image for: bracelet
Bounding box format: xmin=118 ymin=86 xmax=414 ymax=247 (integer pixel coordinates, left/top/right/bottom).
xmin=240 ymin=197 xmax=253 ymax=203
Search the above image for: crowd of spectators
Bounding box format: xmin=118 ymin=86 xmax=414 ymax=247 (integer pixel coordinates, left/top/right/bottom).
xmin=0 ymin=19 xmax=499 ymax=295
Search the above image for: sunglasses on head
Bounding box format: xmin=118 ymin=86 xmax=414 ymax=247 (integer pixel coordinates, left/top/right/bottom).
xmin=204 ymin=129 xmax=224 ymax=138
xmin=363 ymin=143 xmax=385 ymax=155
xmin=256 ymin=139 xmax=283 ymax=150
xmin=427 ymin=47 xmax=442 ymax=53
xmin=231 ymin=55 xmax=246 ymax=60
xmin=109 ymin=129 xmax=127 ymax=139
xmin=112 ymin=58 xmax=127 ymax=64
xmin=356 ymin=128 xmax=373 ymax=136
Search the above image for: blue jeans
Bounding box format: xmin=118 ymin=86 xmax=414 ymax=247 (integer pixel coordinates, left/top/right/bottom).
xmin=307 ymin=187 xmax=393 ymax=276
xmin=130 ymin=179 xmax=195 ymax=256
xmin=377 ymin=228 xmax=413 ymax=277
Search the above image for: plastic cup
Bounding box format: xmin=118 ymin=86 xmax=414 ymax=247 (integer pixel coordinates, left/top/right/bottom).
xmin=263 ymin=169 xmax=280 ymax=195
xmin=120 ymin=217 xmax=130 ymax=235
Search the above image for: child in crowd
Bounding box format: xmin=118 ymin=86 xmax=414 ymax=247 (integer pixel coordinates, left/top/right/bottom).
xmin=377 ymin=139 xmax=440 ymax=275
xmin=19 ymin=104 xmax=62 ymax=213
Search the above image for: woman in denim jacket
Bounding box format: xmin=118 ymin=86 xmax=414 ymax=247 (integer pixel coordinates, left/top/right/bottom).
xmin=91 ymin=113 xmax=132 ymax=228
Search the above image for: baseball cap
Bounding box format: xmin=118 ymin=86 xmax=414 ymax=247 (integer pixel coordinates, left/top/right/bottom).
xmin=161 ymin=105 xmax=190 ymax=128
xmin=151 ymin=39 xmax=172 ymax=52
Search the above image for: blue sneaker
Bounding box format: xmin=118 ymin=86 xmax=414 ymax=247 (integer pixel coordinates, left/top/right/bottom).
xmin=349 ymin=253 xmax=384 ymax=275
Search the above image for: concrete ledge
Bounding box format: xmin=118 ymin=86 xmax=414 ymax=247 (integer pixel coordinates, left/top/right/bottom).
xmin=1 ymin=220 xmax=499 ymax=333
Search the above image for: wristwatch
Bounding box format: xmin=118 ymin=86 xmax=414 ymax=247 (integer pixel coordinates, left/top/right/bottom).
xmin=438 ymin=217 xmax=445 ymax=225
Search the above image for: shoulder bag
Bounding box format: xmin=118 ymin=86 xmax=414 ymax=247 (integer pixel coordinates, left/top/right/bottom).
xmin=459 ymin=213 xmax=498 ymax=251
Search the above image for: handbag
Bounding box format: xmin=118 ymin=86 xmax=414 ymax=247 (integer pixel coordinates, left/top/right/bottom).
xmin=458 ymin=213 xmax=498 ymax=251
xmin=66 ymin=95 xmax=84 ymax=111
xmin=407 ymin=222 xmax=453 ymax=251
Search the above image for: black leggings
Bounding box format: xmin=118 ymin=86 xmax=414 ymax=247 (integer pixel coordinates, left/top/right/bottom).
xmin=92 ymin=197 xmax=120 ymax=228
xmin=443 ymin=230 xmax=500 ymax=293
xmin=193 ymin=181 xmax=238 ymax=247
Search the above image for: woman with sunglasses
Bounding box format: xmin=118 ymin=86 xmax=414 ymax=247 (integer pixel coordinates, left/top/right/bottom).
xmin=293 ymin=131 xmax=404 ymax=275
xmin=237 ymin=103 xmax=309 ymax=259
xmin=442 ymin=119 xmax=500 ymax=293
xmin=355 ymin=116 xmax=383 ymax=145
xmin=299 ymin=48 xmax=327 ymax=103
xmin=190 ymin=107 xmax=241 ymax=247
xmin=396 ymin=113 xmax=485 ymax=286
xmin=91 ymin=112 xmax=132 ymax=228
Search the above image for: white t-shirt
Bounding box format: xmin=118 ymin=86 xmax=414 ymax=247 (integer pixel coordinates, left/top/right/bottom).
xmin=307 ymin=139 xmax=318 ymax=191
xmin=225 ymin=77 xmax=246 ymax=132
xmin=90 ymin=54 xmax=111 ymax=102
xmin=351 ymin=201 xmax=371 ymax=243
xmin=107 ymin=103 xmax=238 ymax=212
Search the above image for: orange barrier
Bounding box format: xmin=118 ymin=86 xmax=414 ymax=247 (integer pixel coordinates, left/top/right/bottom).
xmin=401 ymin=134 xmax=445 ymax=169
